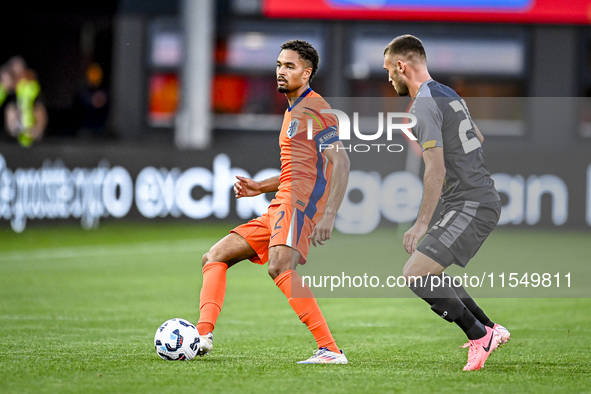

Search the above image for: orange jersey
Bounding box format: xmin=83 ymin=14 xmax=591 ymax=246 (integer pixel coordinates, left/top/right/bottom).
xmin=271 ymin=89 xmax=340 ymax=223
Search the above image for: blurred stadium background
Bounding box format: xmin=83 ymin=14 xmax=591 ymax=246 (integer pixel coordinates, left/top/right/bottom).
xmin=1 ymin=0 xmax=590 ymax=233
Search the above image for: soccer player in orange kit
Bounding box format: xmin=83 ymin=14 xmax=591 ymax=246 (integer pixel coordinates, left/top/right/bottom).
xmin=197 ymin=40 xmax=350 ymax=364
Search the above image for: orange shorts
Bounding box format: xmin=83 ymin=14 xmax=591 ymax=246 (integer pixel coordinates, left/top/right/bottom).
xmin=231 ymin=204 xmax=314 ymax=265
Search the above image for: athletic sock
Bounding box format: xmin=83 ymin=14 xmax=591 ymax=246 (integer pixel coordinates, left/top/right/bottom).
xmin=447 ymin=274 xmax=494 ymax=328
xmin=197 ymin=262 xmax=228 ymax=336
xmin=274 ymin=269 xmax=340 ymax=353
xmin=409 ymin=274 xmax=487 ymax=340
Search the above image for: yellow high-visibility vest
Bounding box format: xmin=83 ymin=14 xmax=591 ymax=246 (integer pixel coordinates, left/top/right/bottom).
xmin=0 ymin=84 xmax=7 ymax=106
xmin=16 ymin=79 xmax=41 ymax=129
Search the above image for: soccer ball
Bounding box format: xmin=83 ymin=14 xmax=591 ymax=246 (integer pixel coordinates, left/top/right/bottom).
xmin=154 ymin=318 xmax=200 ymax=360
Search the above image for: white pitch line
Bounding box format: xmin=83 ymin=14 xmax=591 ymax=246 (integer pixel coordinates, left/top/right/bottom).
xmin=0 ymin=239 xmax=215 ymax=262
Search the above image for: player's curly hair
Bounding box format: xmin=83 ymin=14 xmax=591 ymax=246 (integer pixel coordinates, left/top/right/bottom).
xmin=280 ymin=40 xmax=320 ymax=82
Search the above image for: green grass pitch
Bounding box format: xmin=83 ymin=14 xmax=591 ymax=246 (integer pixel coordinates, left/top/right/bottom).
xmin=1 ymin=221 xmax=590 ymax=393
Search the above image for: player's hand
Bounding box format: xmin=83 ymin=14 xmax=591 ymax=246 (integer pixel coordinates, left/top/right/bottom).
xmin=309 ymin=214 xmax=335 ymax=247
xmin=234 ymin=176 xmax=262 ymax=198
xmin=403 ymin=222 xmax=428 ymax=255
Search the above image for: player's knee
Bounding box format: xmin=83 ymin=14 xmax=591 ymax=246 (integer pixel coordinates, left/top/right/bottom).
xmin=267 ymin=264 xmax=282 ymax=279
xmin=201 ymin=252 xmax=210 ymax=268
xmin=202 ymin=246 xmax=222 ymax=267
xmin=268 ymin=260 xmax=289 ymax=280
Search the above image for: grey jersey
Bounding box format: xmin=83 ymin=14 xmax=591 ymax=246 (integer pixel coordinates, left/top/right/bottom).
xmin=409 ymin=79 xmax=500 ymax=206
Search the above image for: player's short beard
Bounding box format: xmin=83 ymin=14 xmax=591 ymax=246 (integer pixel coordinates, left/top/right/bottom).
xmin=277 ymin=85 xmax=290 ymax=93
xmin=395 ymin=81 xmax=409 ymax=97
xmin=394 ymin=75 xmax=409 ymax=97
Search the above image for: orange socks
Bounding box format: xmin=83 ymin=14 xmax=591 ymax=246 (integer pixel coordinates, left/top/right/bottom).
xmin=197 ymin=264 xmax=339 ymax=353
xmin=197 ymin=262 xmax=228 ymax=336
xmin=274 ymin=269 xmax=339 ymax=353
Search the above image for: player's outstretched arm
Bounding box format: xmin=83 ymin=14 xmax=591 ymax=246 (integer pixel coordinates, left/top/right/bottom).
xmin=234 ymin=175 xmax=280 ymax=199
xmin=403 ymin=146 xmax=445 ymax=255
xmin=309 ymin=141 xmax=350 ymax=247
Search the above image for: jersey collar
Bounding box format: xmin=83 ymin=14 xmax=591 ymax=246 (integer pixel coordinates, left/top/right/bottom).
xmin=288 ymin=87 xmax=312 ymax=112
xmin=414 ymin=79 xmax=434 ymax=99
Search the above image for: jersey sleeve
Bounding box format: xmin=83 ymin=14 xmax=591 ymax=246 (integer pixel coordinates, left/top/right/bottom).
xmin=412 ymin=97 xmax=443 ymax=151
xmin=303 ymin=97 xmax=340 ymax=152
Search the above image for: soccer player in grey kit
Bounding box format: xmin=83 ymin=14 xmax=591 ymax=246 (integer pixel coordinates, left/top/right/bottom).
xmin=383 ymin=35 xmax=510 ymax=371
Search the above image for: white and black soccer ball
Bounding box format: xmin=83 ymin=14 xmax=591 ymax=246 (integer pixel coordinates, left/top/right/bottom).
xmin=154 ymin=318 xmax=200 ymax=361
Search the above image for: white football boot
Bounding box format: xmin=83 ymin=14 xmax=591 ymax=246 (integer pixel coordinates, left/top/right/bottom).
xmin=297 ymin=347 xmax=348 ymax=364
xmin=493 ymin=324 xmax=511 ymax=345
xmin=197 ymin=332 xmax=213 ymax=356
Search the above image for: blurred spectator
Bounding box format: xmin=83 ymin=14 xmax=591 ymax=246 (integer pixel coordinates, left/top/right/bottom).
xmin=0 ymin=64 xmax=17 ymax=136
xmin=0 ymin=64 xmax=15 ymax=105
xmin=72 ymin=62 xmax=110 ymax=138
xmin=3 ymin=56 xmax=48 ymax=147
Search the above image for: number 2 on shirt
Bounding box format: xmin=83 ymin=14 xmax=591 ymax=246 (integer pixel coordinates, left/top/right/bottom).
xmin=449 ymin=99 xmax=481 ymax=154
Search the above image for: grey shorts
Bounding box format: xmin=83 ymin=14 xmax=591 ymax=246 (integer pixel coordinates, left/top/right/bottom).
xmin=417 ymin=201 xmax=501 ymax=268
